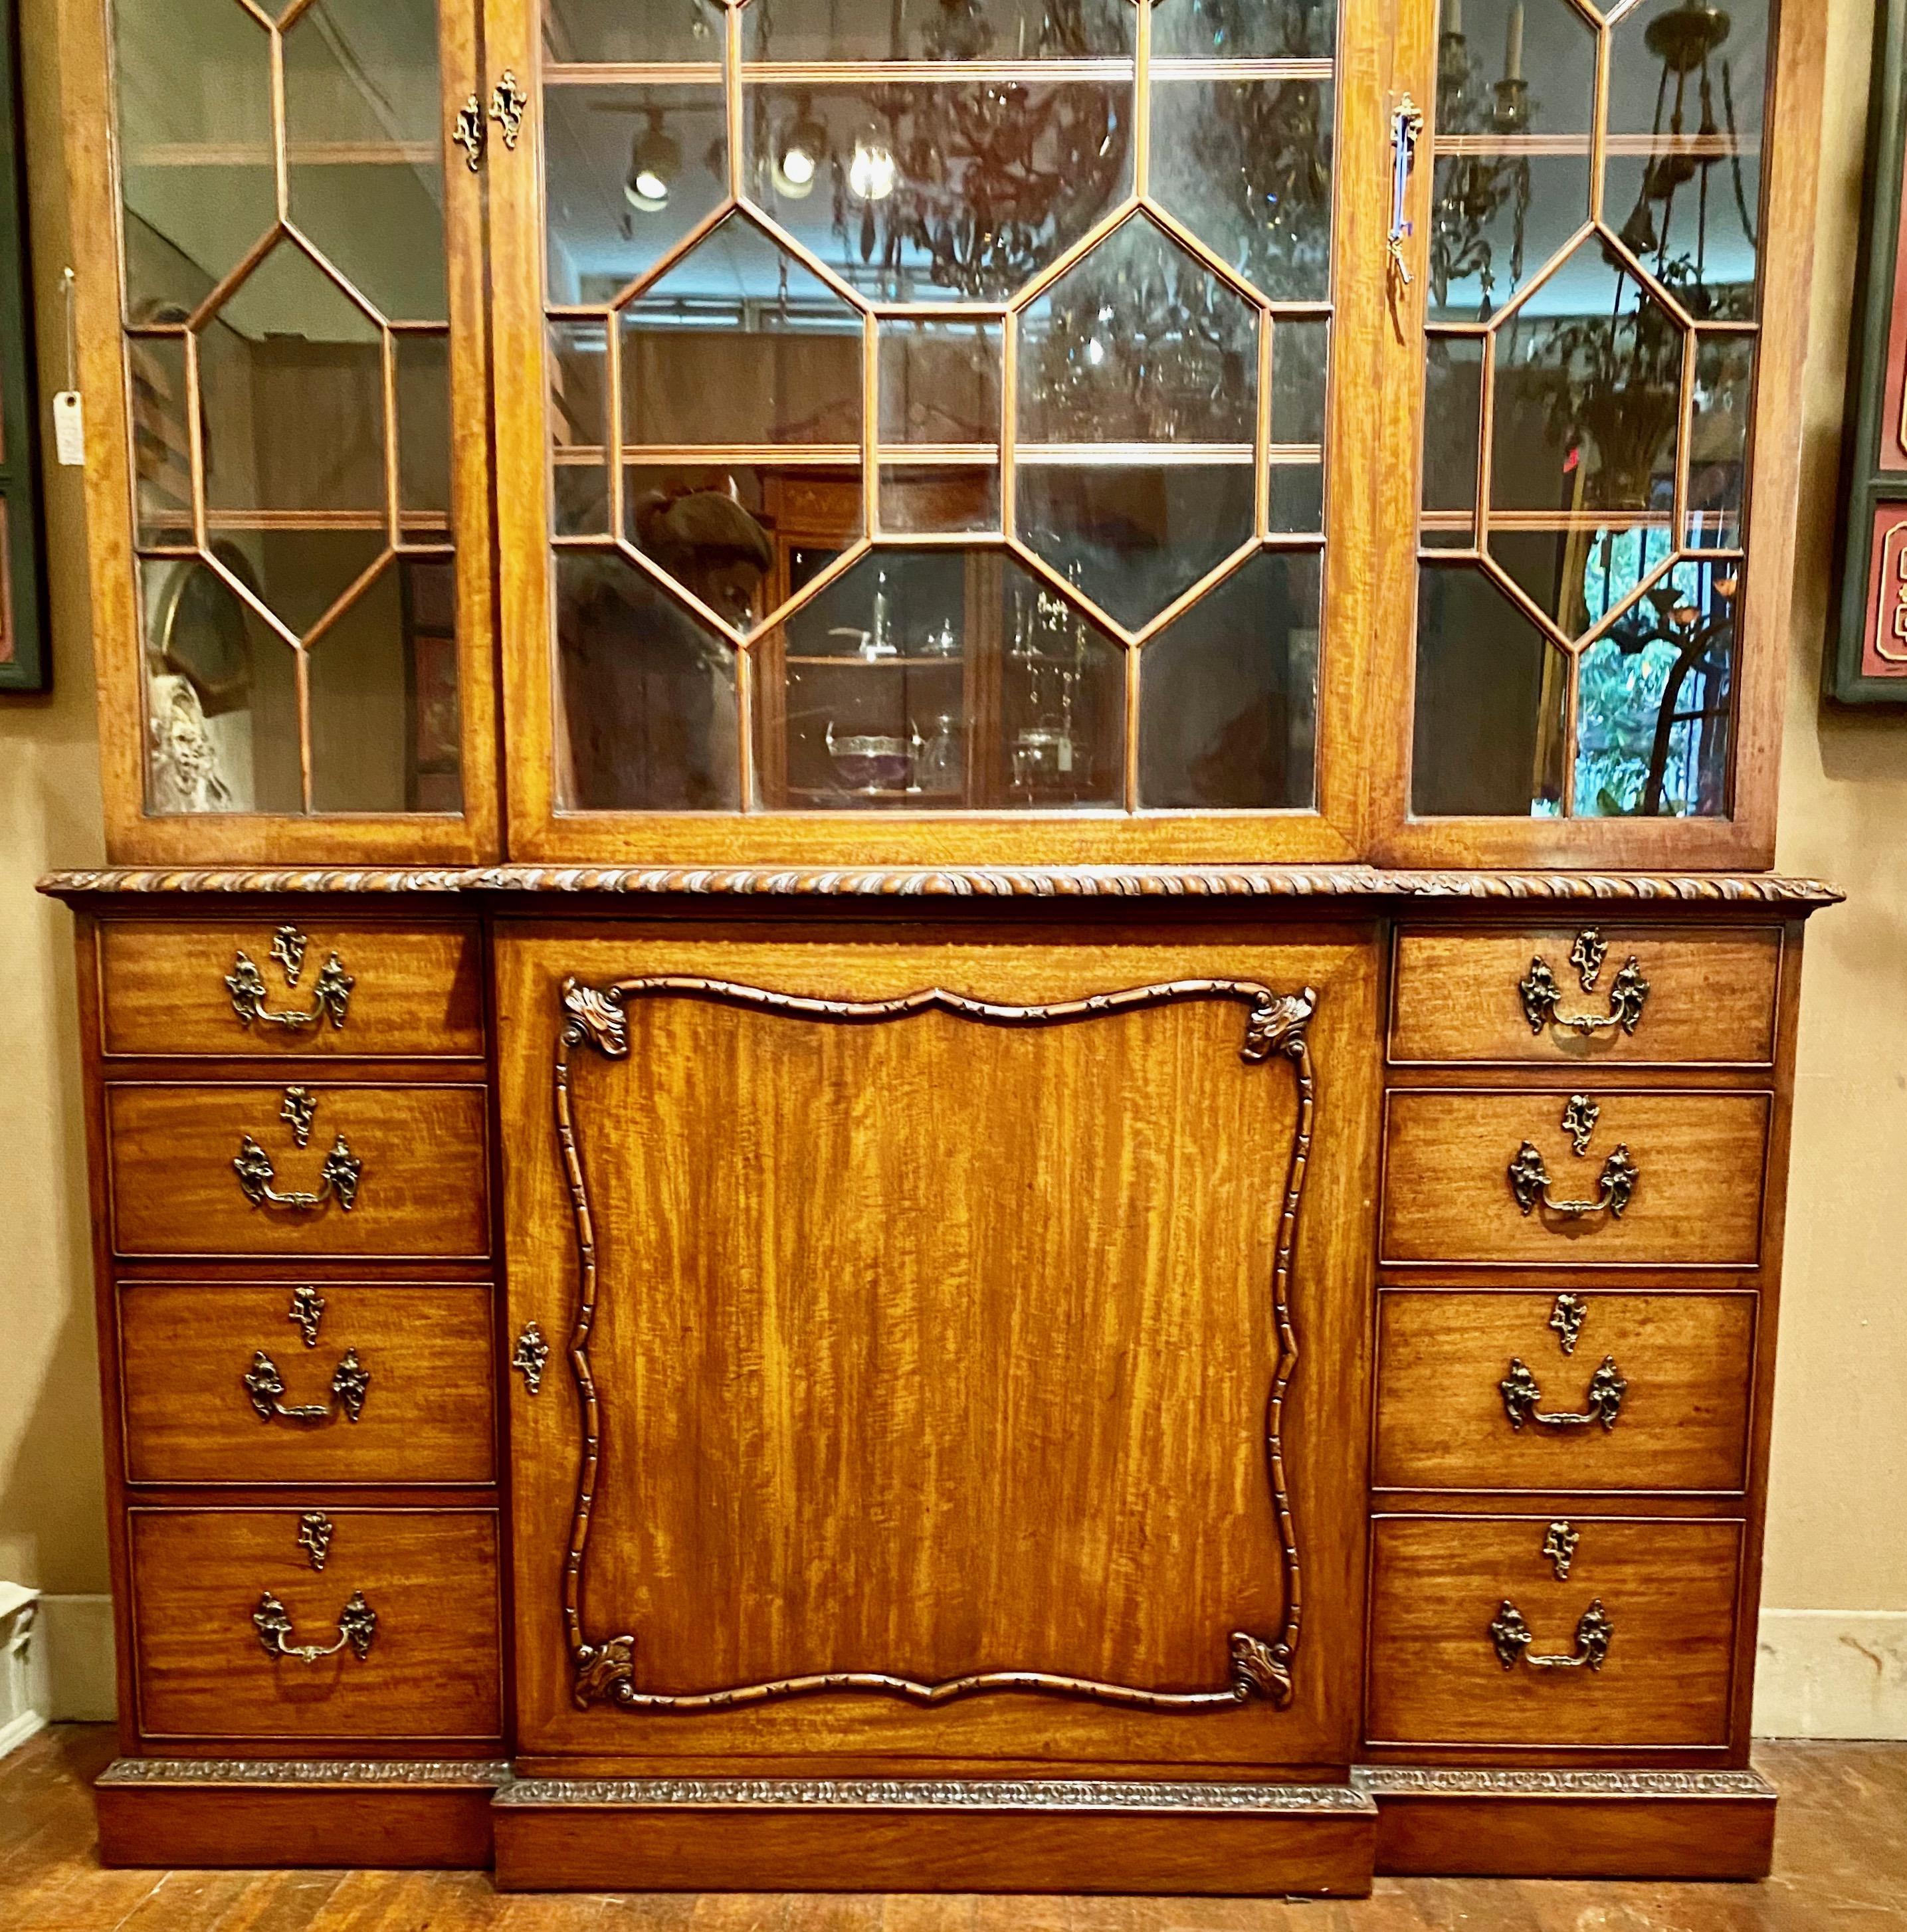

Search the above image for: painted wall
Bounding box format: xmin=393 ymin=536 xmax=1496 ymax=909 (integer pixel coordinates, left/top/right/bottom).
xmin=0 ymin=0 xmax=1904 ymax=1731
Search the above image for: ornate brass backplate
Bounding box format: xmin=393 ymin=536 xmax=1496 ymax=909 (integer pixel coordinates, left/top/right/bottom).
xmin=1490 ymin=1598 xmax=1614 ymax=1673
xmin=1542 ymin=1521 xmax=1580 ymax=1583
xmin=554 ymin=974 xmax=1319 ymax=1718
xmin=1548 ymin=1292 xmax=1589 ymax=1356
xmin=511 ymin=1322 xmax=550 ymax=1396
xmin=1500 ymin=1355 xmax=1628 ymax=1433
xmin=225 ymin=927 xmax=354 ymax=1032
xmin=1508 ymin=1141 xmax=1639 ymax=1220
xmin=252 ymin=1590 xmax=377 ymax=1664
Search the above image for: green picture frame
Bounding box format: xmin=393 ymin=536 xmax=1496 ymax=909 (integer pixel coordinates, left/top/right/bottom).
xmin=0 ymin=0 xmax=47 ymax=693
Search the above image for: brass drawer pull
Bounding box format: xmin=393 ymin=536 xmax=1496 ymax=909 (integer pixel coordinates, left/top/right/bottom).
xmin=252 ymin=1589 xmax=377 ymax=1664
xmin=225 ymin=926 xmax=355 ymax=1031
xmin=1490 ymin=1598 xmax=1613 ymax=1672
xmin=1500 ymin=1355 xmax=1627 ymax=1432
xmin=243 ymin=1347 xmax=369 ymax=1424
xmin=1518 ymin=935 xmax=1650 ymax=1038
xmin=234 ymin=1133 xmax=363 ymax=1212
xmin=1508 ymin=1141 xmax=1638 ymax=1219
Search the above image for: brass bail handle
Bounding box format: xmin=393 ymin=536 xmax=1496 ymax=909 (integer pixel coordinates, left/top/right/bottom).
xmin=1490 ymin=1598 xmax=1614 ymax=1673
xmin=243 ymin=1348 xmax=370 ymax=1424
xmin=1500 ymin=1355 xmax=1628 ymax=1432
xmin=1508 ymin=1141 xmax=1639 ymax=1220
xmin=252 ymin=1590 xmax=377 ymax=1664
xmin=225 ymin=925 xmax=354 ymax=1031
xmin=234 ymin=1133 xmax=363 ymax=1212
xmin=1518 ymin=929 xmax=1651 ymax=1038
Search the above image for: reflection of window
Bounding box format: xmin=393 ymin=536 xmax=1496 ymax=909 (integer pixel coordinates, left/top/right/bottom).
xmin=0 ymin=0 xmax=48 ymax=692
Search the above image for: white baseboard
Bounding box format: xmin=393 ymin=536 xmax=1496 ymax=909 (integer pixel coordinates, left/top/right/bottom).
xmin=39 ymin=1594 xmax=116 ymax=1723
xmin=1755 ymin=1610 xmax=1907 ymax=1740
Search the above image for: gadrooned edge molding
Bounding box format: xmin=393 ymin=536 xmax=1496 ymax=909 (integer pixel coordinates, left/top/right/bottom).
xmin=1353 ymin=1767 xmax=1776 ymax=1799
xmin=493 ymin=1777 xmax=1375 ymax=1813
xmin=37 ymin=866 xmax=1845 ymax=906
xmin=96 ymin=1757 xmax=512 ymax=1787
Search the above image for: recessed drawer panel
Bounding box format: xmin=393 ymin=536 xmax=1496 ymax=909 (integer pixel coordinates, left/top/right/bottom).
xmin=108 ymin=1083 xmax=490 ymax=1258
xmin=1389 ymin=926 xmax=1781 ymax=1066
xmin=119 ymin=1282 xmax=496 ymax=1486
xmin=1374 ymin=1290 xmax=1756 ymax=1494
xmin=1365 ymin=1514 xmax=1742 ymax=1749
xmin=1381 ymin=1090 xmax=1768 ymax=1268
xmin=130 ymin=1507 xmax=501 ymax=1741
xmin=98 ymin=921 xmax=485 ymax=1059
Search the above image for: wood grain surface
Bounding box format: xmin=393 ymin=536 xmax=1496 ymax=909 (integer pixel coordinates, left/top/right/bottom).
xmin=1373 ymin=1290 xmax=1757 ymax=1494
xmin=107 ymin=1083 xmax=490 ymax=1259
xmin=96 ymin=921 xmax=486 ymax=1060
xmin=1365 ymin=1514 xmax=1742 ymax=1750
xmin=128 ymin=1508 xmax=502 ymax=1743
xmin=118 ymin=1281 xmax=496 ymax=1486
xmin=498 ymin=921 xmax=1380 ymax=1769
xmin=1380 ymin=1090 xmax=1769 ymax=1267
xmin=1388 ymin=927 xmax=1782 ymax=1066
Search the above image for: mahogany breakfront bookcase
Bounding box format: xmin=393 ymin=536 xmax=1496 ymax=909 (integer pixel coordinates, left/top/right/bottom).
xmin=43 ymin=0 xmax=1839 ymax=1895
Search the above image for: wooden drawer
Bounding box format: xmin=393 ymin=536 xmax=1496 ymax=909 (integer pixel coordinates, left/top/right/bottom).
xmin=1381 ymin=1090 xmax=1769 ymax=1268
xmin=1374 ymin=1290 xmax=1757 ymax=1494
xmin=119 ymin=1282 xmax=496 ymax=1486
xmin=108 ymin=1082 xmax=490 ymax=1259
xmin=98 ymin=920 xmax=485 ymax=1059
xmin=1365 ymin=1514 xmax=1743 ymax=1749
xmin=1389 ymin=926 xmax=1781 ymax=1066
xmin=129 ymin=1507 xmax=502 ymax=1741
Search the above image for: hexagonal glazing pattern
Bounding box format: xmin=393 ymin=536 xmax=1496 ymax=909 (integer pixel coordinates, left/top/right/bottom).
xmin=1413 ymin=0 xmax=1767 ymax=821
xmin=546 ymin=0 xmax=1343 ymax=811
xmin=115 ymin=0 xmax=456 ymax=817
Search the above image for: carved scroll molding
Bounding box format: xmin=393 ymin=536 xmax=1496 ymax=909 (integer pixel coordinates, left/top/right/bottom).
xmin=495 ymin=1776 xmax=1375 ymax=1814
xmin=553 ymin=975 xmax=1319 ymax=1718
xmin=1354 ymin=1767 xmax=1774 ymax=1800
xmin=96 ymin=1757 xmax=510 ymax=1788
xmin=38 ymin=866 xmax=1845 ymax=906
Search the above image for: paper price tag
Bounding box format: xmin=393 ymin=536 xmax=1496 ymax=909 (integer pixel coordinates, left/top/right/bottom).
xmin=52 ymin=389 xmax=84 ymax=466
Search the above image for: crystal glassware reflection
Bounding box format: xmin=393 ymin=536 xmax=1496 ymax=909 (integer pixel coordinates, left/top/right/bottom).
xmin=826 ymin=719 xmax=923 ymax=794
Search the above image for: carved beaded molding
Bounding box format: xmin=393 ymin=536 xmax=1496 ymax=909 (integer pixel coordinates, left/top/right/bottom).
xmin=1353 ymin=1768 xmax=1775 ymax=1799
xmin=38 ymin=866 xmax=1843 ymax=906
xmin=495 ymin=1777 xmax=1374 ymax=1814
xmin=97 ymin=1758 xmax=511 ymax=1788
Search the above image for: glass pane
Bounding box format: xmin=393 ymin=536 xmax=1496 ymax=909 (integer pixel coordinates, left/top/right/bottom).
xmin=555 ymin=551 xmax=740 ymax=810
xmin=549 ymin=318 xmax=611 ymax=536
xmin=880 ymin=466 xmax=1001 ymax=535
xmin=743 ymin=0 xmax=1132 ymax=62
xmin=744 ymin=82 xmax=1132 ymax=304
xmin=1494 ymin=518 xmax=1675 ymax=641
xmin=1140 ymin=551 xmax=1319 ymax=809
xmin=1421 ymin=334 xmax=1482 ymax=544
xmin=128 ymin=335 xmax=193 ymax=550
xmin=1574 ymin=557 xmax=1736 ymax=819
xmin=1413 ymin=563 xmax=1567 ymax=816
xmin=282 ymin=0 xmax=447 ymax=324
xmin=619 ymin=217 xmax=863 ymax=446
xmin=1605 ymin=0 xmax=1767 ymax=319
xmin=1689 ymin=332 xmax=1755 ymax=549
xmin=544 ymin=83 xmax=727 ymax=306
xmin=762 ymin=551 xmax=1123 ymax=811
xmin=1489 ymin=239 xmax=1684 ymax=518
xmin=116 ymin=0 xmax=276 ymax=322
xmin=141 ymin=555 xmax=301 ymax=813
xmin=1154 ymin=0 xmax=1338 ymax=60
xmin=879 ymin=320 xmax=1001 ymax=448
xmin=395 ymin=332 xmax=451 ymax=529
xmin=544 ymin=0 xmax=725 ymax=63
xmin=307 ymin=557 xmax=459 ymax=811
xmin=1428 ymin=0 xmax=1596 ymax=324
xmin=1150 ymin=78 xmax=1334 ymax=304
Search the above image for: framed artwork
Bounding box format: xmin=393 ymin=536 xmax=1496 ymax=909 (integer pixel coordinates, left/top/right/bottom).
xmin=0 ymin=0 xmax=47 ymax=692
xmin=1832 ymin=0 xmax=1907 ymax=703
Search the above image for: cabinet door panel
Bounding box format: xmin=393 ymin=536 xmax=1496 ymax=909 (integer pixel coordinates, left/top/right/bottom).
xmin=66 ymin=0 xmax=497 ymax=861
xmin=496 ymin=923 xmax=1380 ymax=1769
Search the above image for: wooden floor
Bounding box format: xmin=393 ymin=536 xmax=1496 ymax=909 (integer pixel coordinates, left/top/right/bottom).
xmin=4 ymin=1728 xmax=1904 ymax=1929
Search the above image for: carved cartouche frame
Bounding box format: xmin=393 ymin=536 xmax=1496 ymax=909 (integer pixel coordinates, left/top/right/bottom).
xmin=553 ymin=975 xmax=1319 ymax=1717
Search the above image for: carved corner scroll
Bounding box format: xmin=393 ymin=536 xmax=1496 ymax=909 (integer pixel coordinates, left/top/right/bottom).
xmin=553 ymin=975 xmax=1320 ymax=1718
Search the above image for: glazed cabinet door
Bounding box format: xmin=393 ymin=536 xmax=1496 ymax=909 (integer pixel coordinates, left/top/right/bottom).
xmin=62 ymin=0 xmax=499 ymax=862
xmin=1371 ymin=0 xmax=1823 ymax=869
xmin=484 ymin=0 xmax=1400 ymax=865
xmin=496 ymin=921 xmax=1379 ymax=1771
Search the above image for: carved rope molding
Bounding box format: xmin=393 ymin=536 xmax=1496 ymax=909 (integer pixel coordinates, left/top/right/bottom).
xmin=554 ymin=975 xmax=1319 ymax=1717
xmin=39 ymin=865 xmax=1845 ymax=906
xmin=495 ymin=1777 xmax=1373 ymax=1813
